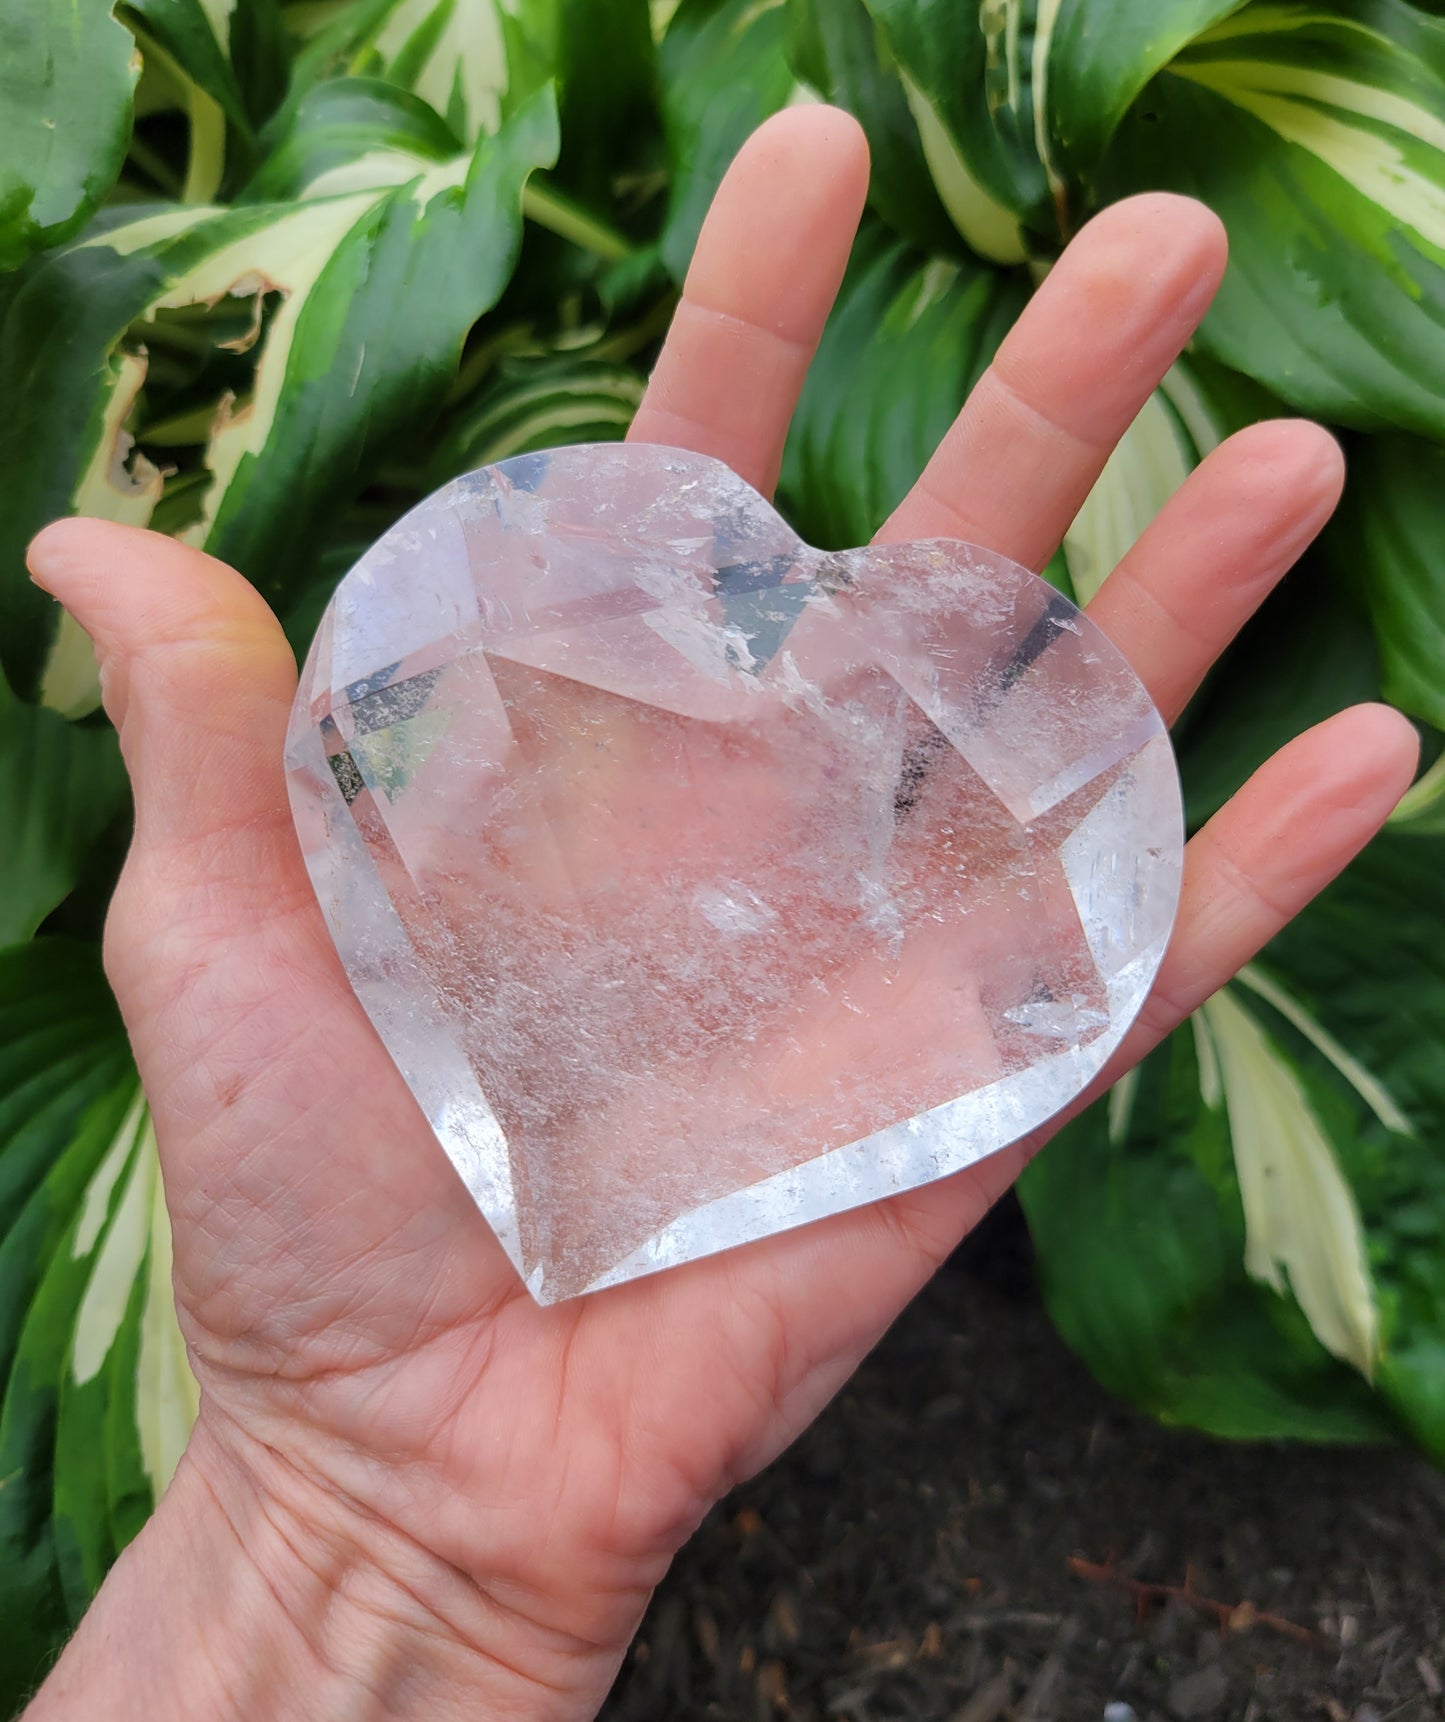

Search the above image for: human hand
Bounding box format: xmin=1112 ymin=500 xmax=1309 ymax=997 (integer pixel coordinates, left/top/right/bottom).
xmin=24 ymin=108 xmax=1418 ymax=1721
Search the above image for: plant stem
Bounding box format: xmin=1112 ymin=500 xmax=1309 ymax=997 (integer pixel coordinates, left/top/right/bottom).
xmin=127 ymin=134 xmax=184 ymax=198
xmin=1390 ymin=748 xmax=1445 ymax=825
xmin=522 ymin=180 xmax=632 ymax=263
xmin=446 ymin=321 xmax=542 ymax=404
xmin=183 ymin=87 xmax=227 ymax=205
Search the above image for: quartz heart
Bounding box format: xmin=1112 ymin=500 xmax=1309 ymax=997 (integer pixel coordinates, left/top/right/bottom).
xmin=286 ymin=444 xmax=1183 ymax=1302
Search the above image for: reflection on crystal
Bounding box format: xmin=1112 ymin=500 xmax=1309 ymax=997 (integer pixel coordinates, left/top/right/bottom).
xmin=287 ymin=445 xmax=1183 ymax=1302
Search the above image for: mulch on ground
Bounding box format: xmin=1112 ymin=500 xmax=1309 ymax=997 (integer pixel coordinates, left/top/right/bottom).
xmin=602 ymin=1201 xmax=1445 ymax=1722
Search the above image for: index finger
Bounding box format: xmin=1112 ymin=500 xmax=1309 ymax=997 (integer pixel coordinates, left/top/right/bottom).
xmin=628 ymin=105 xmax=869 ymax=496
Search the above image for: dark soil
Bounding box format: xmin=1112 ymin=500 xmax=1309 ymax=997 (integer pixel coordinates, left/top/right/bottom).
xmin=602 ymin=1199 xmax=1445 ymax=1722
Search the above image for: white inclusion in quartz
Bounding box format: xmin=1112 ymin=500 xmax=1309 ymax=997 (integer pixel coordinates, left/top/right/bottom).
xmin=286 ymin=443 xmax=1184 ymax=1303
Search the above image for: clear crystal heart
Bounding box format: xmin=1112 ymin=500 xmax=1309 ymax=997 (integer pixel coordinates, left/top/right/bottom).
xmin=286 ymin=444 xmax=1183 ymax=1302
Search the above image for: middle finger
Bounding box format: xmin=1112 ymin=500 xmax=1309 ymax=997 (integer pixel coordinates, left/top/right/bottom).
xmin=877 ymin=193 xmax=1227 ymax=569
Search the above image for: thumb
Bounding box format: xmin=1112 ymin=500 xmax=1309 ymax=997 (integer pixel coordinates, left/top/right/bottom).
xmin=26 ymin=521 xmax=510 ymax=1359
xmin=27 ymin=518 xmax=302 ymax=901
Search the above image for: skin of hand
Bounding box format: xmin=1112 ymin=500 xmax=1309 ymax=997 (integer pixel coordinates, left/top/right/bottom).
xmin=22 ymin=107 xmax=1419 ymax=1721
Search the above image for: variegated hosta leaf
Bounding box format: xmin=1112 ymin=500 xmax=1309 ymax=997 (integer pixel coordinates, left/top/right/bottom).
xmin=861 ymin=0 xmax=1045 ymax=261
xmin=855 ymin=0 xmax=1248 ymax=258
xmin=1042 ymin=0 xmax=1250 ymax=181
xmin=242 ymin=75 xmax=465 ymax=199
xmin=0 ymin=0 xmax=139 ymax=268
xmin=1331 ymin=431 xmax=1445 ymax=732
xmin=1197 ymin=975 xmax=1390 ymax=1379
xmin=658 ymin=0 xmax=802 ymax=281
xmin=53 ymin=1107 xmax=196 ymax=1617
xmin=291 ymin=0 xmax=557 ymax=143
xmin=1264 ymin=833 xmax=1445 ymax=1464
xmin=1063 ymin=349 xmax=1296 ymax=607
xmin=785 ymin=0 xmax=962 ymax=256
xmin=126 ymin=0 xmax=291 ymax=198
xmin=287 ymin=0 xmax=653 ymax=200
xmin=779 ymin=218 xmax=1029 ymax=548
xmin=0 ymin=85 xmax=559 ymax=703
xmin=0 ymin=942 xmax=142 ymax=1708
xmin=1102 ymin=0 xmax=1445 ymax=439
xmin=1021 ymin=831 xmax=1445 ymax=1462
xmin=427 ymin=356 xmax=645 ymax=485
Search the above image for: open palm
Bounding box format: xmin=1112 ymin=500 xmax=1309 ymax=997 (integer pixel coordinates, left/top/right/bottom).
xmin=27 ymin=109 xmax=1416 ymax=1721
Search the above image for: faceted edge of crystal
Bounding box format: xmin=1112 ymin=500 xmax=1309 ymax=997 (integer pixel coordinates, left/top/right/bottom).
xmin=550 ymin=937 xmax=1172 ymax=1301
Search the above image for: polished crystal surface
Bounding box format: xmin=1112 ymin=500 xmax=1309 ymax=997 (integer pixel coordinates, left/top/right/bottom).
xmin=286 ymin=445 xmax=1183 ymax=1302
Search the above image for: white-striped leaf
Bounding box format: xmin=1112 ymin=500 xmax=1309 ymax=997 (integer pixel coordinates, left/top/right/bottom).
xmin=1021 ymin=831 xmax=1445 ymax=1461
xmin=0 ymin=84 xmax=559 ymax=704
xmin=428 ymin=356 xmax=645 ymax=483
xmin=54 ymin=1108 xmax=197 ymax=1616
xmin=291 ymin=0 xmax=556 ymax=142
xmin=779 ymin=219 xmax=1029 ymax=548
xmin=125 ymin=0 xmax=291 ymax=196
xmin=0 ymin=942 xmax=139 ymax=1707
xmin=861 ymin=0 xmax=1045 ymax=261
xmin=857 ymin=0 xmax=1246 ymax=259
xmin=1198 ymin=980 xmax=1384 ymax=1379
xmin=287 ymin=0 xmax=654 ymax=200
xmin=1102 ymin=0 xmax=1445 ymax=438
xmin=1061 ymin=351 xmax=1277 ymax=605
xmin=785 ymin=0 xmax=962 ymax=255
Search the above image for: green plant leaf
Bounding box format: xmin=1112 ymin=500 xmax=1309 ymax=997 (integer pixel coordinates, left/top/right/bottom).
xmin=1020 ymin=1004 xmax=1398 ymax=1446
xmin=861 ymin=0 xmax=1049 ymax=261
xmin=1061 ymin=350 xmax=1273 ymax=605
xmin=1176 ymin=558 xmax=1382 ymax=826
xmin=242 ymin=75 xmax=463 ymax=199
xmin=1331 ymin=430 xmax=1445 ymax=731
xmin=1391 ymin=746 xmax=1445 ymax=832
xmin=0 ymin=944 xmax=193 ymax=1699
xmin=1043 ymin=0 xmax=1249 ymax=183
xmin=428 ymin=354 xmax=645 ymax=483
xmin=53 ymin=1115 xmax=194 ymax=1621
xmin=0 ymin=678 xmax=130 ymax=945
xmin=126 ymin=0 xmax=290 ymax=137
xmin=287 ymin=0 xmax=555 ymax=143
xmin=1265 ymin=833 xmax=1445 ymax=1463
xmin=1102 ymin=1 xmax=1445 ymax=438
xmin=855 ymin=1 xmax=1255 ymax=257
xmin=203 ymin=87 xmax=558 ymax=595
xmin=0 ymin=941 xmax=137 ymax=1710
xmin=658 ymin=0 xmax=798 ymax=281
xmin=0 ymin=86 xmax=558 ymax=696
xmin=778 ymin=219 xmax=1027 ymax=549
xmin=785 ymin=0 xmax=960 ymax=254
xmin=121 ymin=0 xmax=290 ymax=200
xmin=1023 ymin=829 xmax=1445 ymax=1461
xmin=549 ymin=0 xmax=659 ymax=205
xmin=0 ymin=0 xmax=139 ymax=270
xmin=1198 ymin=978 xmax=1383 ymax=1379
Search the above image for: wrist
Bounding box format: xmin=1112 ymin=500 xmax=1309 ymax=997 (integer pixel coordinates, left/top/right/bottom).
xmin=25 ymin=1411 xmax=628 ymax=1722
